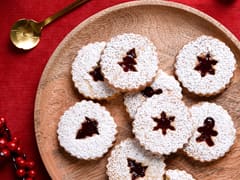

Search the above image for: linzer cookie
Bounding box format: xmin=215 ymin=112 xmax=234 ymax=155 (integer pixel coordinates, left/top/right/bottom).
xmin=100 ymin=33 xmax=159 ymax=92
xmin=71 ymin=42 xmax=118 ymax=100
xmin=164 ymin=169 xmax=195 ymax=180
xmin=175 ymin=35 xmax=236 ymax=96
xmin=124 ymin=70 xmax=182 ymax=119
xmin=184 ymin=102 xmax=236 ymax=162
xmin=106 ymin=139 xmax=165 ymax=180
xmin=133 ymin=95 xmax=192 ymax=155
xmin=57 ymin=100 xmax=117 ymax=160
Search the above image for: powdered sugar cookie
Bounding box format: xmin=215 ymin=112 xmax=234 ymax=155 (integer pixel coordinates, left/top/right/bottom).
xmin=100 ymin=33 xmax=159 ymax=92
xmin=164 ymin=169 xmax=195 ymax=180
xmin=133 ymin=95 xmax=192 ymax=155
xmin=175 ymin=35 xmax=236 ymax=96
xmin=72 ymin=42 xmax=118 ymax=100
xmin=106 ymin=139 xmax=166 ymax=180
xmin=124 ymin=70 xmax=182 ymax=119
xmin=184 ymin=102 xmax=236 ymax=162
xmin=57 ymin=100 xmax=117 ymax=160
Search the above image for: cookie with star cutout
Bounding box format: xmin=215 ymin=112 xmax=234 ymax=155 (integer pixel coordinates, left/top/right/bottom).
xmin=106 ymin=139 xmax=166 ymax=180
xmin=133 ymin=95 xmax=193 ymax=155
xmin=183 ymin=102 xmax=236 ymax=162
xmin=57 ymin=100 xmax=117 ymax=160
xmin=100 ymin=33 xmax=159 ymax=92
xmin=175 ymin=35 xmax=236 ymax=96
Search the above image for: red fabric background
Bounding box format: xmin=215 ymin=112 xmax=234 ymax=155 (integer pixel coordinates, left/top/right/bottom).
xmin=0 ymin=0 xmax=239 ymax=179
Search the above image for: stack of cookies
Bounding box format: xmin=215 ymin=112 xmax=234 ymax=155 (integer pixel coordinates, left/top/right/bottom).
xmin=57 ymin=33 xmax=237 ymax=180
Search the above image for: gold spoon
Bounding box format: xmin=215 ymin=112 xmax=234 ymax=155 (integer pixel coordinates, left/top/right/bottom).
xmin=10 ymin=0 xmax=89 ymax=50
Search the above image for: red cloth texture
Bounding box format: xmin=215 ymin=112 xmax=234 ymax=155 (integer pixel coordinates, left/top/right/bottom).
xmin=0 ymin=0 xmax=239 ymax=179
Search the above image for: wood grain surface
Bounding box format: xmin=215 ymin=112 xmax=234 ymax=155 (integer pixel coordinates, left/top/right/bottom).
xmin=34 ymin=0 xmax=240 ymax=179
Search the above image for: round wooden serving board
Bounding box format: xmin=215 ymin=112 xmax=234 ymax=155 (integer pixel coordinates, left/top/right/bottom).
xmin=34 ymin=1 xmax=240 ymax=179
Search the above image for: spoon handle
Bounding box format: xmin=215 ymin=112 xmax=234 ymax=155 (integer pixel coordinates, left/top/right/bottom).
xmin=40 ymin=0 xmax=90 ymax=28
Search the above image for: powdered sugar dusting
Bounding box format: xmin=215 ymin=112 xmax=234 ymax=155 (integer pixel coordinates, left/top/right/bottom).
xmin=100 ymin=33 xmax=159 ymax=91
xmin=57 ymin=100 xmax=117 ymax=160
xmin=175 ymin=35 xmax=236 ymax=96
xmin=124 ymin=70 xmax=182 ymax=118
xmin=165 ymin=169 xmax=195 ymax=180
xmin=184 ymin=102 xmax=236 ymax=162
xmin=133 ymin=95 xmax=193 ymax=155
xmin=106 ymin=139 xmax=165 ymax=180
xmin=72 ymin=42 xmax=117 ymax=99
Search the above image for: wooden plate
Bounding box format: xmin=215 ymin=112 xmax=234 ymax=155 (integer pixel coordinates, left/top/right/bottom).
xmin=34 ymin=0 xmax=240 ymax=179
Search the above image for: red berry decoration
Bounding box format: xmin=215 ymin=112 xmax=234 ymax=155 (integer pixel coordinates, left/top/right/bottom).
xmin=0 ymin=138 xmax=7 ymax=148
xmin=28 ymin=169 xmax=37 ymax=177
xmin=1 ymin=149 xmax=11 ymax=158
xmin=16 ymin=168 xmax=26 ymax=177
xmin=12 ymin=136 xmax=19 ymax=143
xmin=7 ymin=141 xmax=18 ymax=151
xmin=0 ymin=117 xmax=6 ymax=128
xmin=16 ymin=157 xmax=25 ymax=168
xmin=0 ymin=117 xmax=36 ymax=179
xmin=26 ymin=161 xmax=35 ymax=169
xmin=16 ymin=146 xmax=23 ymax=156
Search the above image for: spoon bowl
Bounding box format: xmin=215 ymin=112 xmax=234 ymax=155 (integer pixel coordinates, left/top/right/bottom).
xmin=10 ymin=19 xmax=42 ymax=50
xmin=10 ymin=0 xmax=89 ymax=50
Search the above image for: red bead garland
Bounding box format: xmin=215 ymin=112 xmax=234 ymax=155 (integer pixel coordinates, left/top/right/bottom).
xmin=0 ymin=117 xmax=36 ymax=179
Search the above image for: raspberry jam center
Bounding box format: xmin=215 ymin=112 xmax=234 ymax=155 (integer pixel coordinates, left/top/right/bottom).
xmin=76 ymin=117 xmax=99 ymax=139
xmin=194 ymin=52 xmax=218 ymax=77
xmin=152 ymin=111 xmax=175 ymax=135
xmin=118 ymin=48 xmax=137 ymax=72
xmin=127 ymin=158 xmax=148 ymax=180
xmin=196 ymin=117 xmax=218 ymax=146
xmin=89 ymin=65 xmax=104 ymax=81
xmin=141 ymin=86 xmax=162 ymax=98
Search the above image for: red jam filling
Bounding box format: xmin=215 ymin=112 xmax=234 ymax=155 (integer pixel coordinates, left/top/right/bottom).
xmin=89 ymin=65 xmax=104 ymax=81
xmin=76 ymin=117 xmax=99 ymax=139
xmin=118 ymin=48 xmax=137 ymax=72
xmin=194 ymin=52 xmax=218 ymax=77
xmin=152 ymin=111 xmax=175 ymax=135
xmin=141 ymin=86 xmax=162 ymax=98
xmin=196 ymin=117 xmax=218 ymax=146
xmin=127 ymin=158 xmax=148 ymax=180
